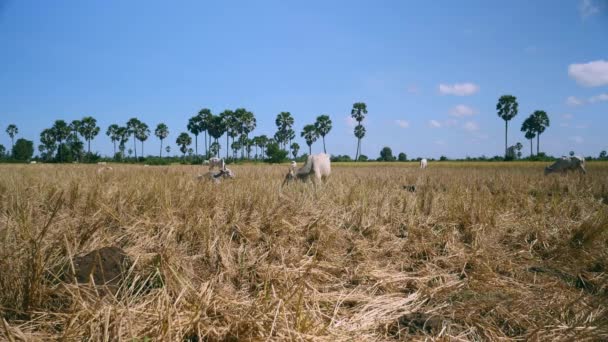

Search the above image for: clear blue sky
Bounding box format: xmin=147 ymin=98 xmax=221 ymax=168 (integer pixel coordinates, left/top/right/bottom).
xmin=1 ymin=0 xmax=607 ymax=158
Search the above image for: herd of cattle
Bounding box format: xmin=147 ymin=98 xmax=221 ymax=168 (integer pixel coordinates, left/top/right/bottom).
xmin=190 ymin=154 xmax=587 ymax=185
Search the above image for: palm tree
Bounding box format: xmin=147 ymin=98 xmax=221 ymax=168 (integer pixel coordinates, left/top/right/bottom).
xmin=116 ymin=126 xmax=130 ymax=160
xmin=521 ymin=115 xmax=536 ymax=157
xmin=187 ymin=115 xmax=202 ymax=156
xmin=314 ymin=115 xmax=332 ymax=153
xmin=220 ymin=110 xmax=237 ymax=160
xmin=165 ymin=145 xmax=171 ymax=156
xmin=5 ymin=124 xmax=18 ymax=150
xmin=301 ymin=124 xmax=318 ymax=155
xmin=80 ymin=116 xmax=100 ymax=154
xmin=155 ymin=123 xmax=169 ymax=157
xmin=351 ymin=102 xmax=368 ymax=161
xmin=176 ymin=132 xmax=192 ymax=158
xmin=136 ymin=122 xmax=150 ymax=157
xmin=496 ymin=95 xmax=519 ymax=158
xmin=210 ymin=142 xmax=220 ymax=157
xmin=290 ymin=142 xmax=300 ymax=159
xmin=275 ymin=112 xmax=294 ymax=149
xmin=240 ymin=110 xmax=256 ymax=158
xmin=126 ymin=118 xmax=142 ymax=159
xmin=39 ymin=128 xmax=57 ymax=161
xmin=198 ymin=108 xmax=213 ymax=157
xmin=106 ymin=124 xmax=120 ymax=156
xmin=257 ymin=135 xmax=268 ymax=159
xmin=531 ymin=110 xmax=550 ymax=155
xmin=354 ymin=125 xmax=366 ymax=160
xmin=51 ymin=120 xmax=71 ymax=162
xmin=207 ymin=115 xmax=226 ymax=157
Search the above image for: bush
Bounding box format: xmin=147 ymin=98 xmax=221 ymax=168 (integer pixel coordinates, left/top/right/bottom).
xmin=331 ymin=155 xmax=352 ymax=162
xmin=398 ymin=153 xmax=407 ymax=161
xmin=264 ymin=143 xmax=289 ymax=164
xmin=358 ymin=155 xmax=368 ymax=162
xmin=379 ymin=147 xmax=395 ymax=161
xmin=145 ymin=157 xmax=171 ymax=166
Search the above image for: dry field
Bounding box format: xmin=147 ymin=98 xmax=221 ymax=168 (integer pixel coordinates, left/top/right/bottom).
xmin=1 ymin=162 xmax=607 ymax=341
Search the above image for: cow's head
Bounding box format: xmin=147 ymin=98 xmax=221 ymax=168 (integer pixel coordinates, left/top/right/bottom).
xmin=220 ymin=168 xmax=235 ymax=178
xmin=282 ymin=165 xmax=297 ymax=187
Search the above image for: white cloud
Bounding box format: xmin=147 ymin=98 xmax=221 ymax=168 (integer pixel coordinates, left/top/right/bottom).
xmin=589 ymin=93 xmax=608 ymax=103
xmin=429 ymin=120 xmax=442 ymax=128
xmin=438 ymin=82 xmax=479 ymax=96
xmin=568 ymin=60 xmax=608 ymax=87
xmin=395 ymin=120 xmax=410 ymax=128
xmin=449 ymin=104 xmax=477 ymax=117
xmin=463 ymin=121 xmax=480 ymax=132
xmin=345 ymin=116 xmax=357 ymax=128
xmin=569 ymin=136 xmax=584 ymax=144
xmin=566 ymin=96 xmax=585 ymax=106
xmin=579 ymin=0 xmax=600 ymax=19
xmin=561 ymin=113 xmax=574 ymax=120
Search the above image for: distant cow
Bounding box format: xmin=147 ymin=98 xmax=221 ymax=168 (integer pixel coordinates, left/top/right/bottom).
xmin=283 ymin=153 xmax=331 ymax=186
xmin=207 ymin=157 xmax=225 ymax=171
xmin=420 ymin=159 xmax=428 ymax=169
xmin=30 ymin=161 xmax=37 ymax=164
xmin=97 ymin=162 xmax=107 ymax=165
xmin=544 ymin=156 xmax=587 ymax=175
xmin=96 ymin=166 xmax=113 ymax=174
xmin=197 ymin=168 xmax=235 ymax=183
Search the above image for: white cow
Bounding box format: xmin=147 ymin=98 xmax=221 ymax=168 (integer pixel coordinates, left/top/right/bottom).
xmin=420 ymin=158 xmax=428 ymax=169
xmin=282 ymin=153 xmax=331 ymax=186
xmin=197 ymin=168 xmax=235 ymax=183
xmin=30 ymin=161 xmax=37 ymax=164
xmin=96 ymin=166 xmax=113 ymax=174
xmin=97 ymin=162 xmax=107 ymax=165
xmin=545 ymin=156 xmax=587 ymax=175
xmin=207 ymin=157 xmax=225 ymax=171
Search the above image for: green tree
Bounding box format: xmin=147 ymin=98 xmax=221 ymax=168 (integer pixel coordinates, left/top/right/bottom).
xmin=106 ymin=124 xmax=121 ymax=156
xmin=290 ymin=142 xmax=300 ymax=159
xmin=12 ymin=138 xmax=34 ymax=161
xmin=136 ymin=122 xmax=150 ymax=157
xmin=5 ymin=124 xmax=18 ymax=150
xmin=176 ymin=132 xmax=192 ymax=158
xmin=198 ymin=108 xmax=213 ymax=157
xmin=354 ymin=125 xmax=366 ymax=160
xmin=79 ymin=116 xmax=100 ymax=154
xmin=39 ymin=128 xmax=57 ymax=161
xmin=515 ymin=142 xmax=523 ymax=159
xmin=165 ymin=145 xmax=171 ymax=156
xmin=264 ymin=142 xmax=288 ymax=163
xmin=531 ymin=110 xmax=550 ymax=155
xmin=207 ymin=115 xmax=226 ymax=157
xmin=51 ymin=120 xmax=71 ymax=162
xmin=521 ymin=116 xmax=536 ymax=157
xmin=257 ymin=135 xmax=269 ymax=159
xmin=496 ymin=95 xmax=519 ymax=158
xmin=209 ymin=142 xmax=220 ymax=157
xmin=599 ymin=150 xmax=607 ymax=159
xmin=126 ymin=118 xmax=142 ymax=159
xmin=351 ymin=102 xmax=368 ymax=161
xmin=275 ymin=112 xmax=294 ymax=149
xmin=155 ymin=123 xmax=169 ymax=157
xmin=398 ymin=152 xmax=407 ymax=161
xmin=379 ymin=146 xmax=394 ymax=161
xmin=220 ymin=110 xmax=236 ymax=160
xmin=314 ymin=115 xmax=332 ymax=153
xmin=187 ymin=115 xmax=202 ymax=156
xmin=240 ymin=110 xmax=256 ymax=158
xmin=301 ymin=124 xmax=318 ymax=155
xmin=116 ymin=126 xmax=130 ymax=160
xmin=0 ymin=145 xmax=5 ymax=158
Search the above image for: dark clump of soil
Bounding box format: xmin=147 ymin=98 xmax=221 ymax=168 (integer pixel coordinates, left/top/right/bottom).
xmin=388 ymin=312 xmax=444 ymax=337
xmin=71 ymin=246 xmax=131 ymax=290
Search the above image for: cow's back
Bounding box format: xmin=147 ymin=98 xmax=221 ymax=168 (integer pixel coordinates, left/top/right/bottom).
xmin=311 ymin=153 xmax=331 ymax=180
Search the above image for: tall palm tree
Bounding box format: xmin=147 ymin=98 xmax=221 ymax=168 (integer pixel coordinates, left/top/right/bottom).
xmin=198 ymin=108 xmax=213 ymax=157
xmin=187 ymin=115 xmax=202 ymax=156
xmin=532 ymin=110 xmax=550 ymax=155
xmin=5 ymin=124 xmax=18 ymax=150
xmin=240 ymin=110 xmax=256 ymax=159
xmin=314 ymin=115 xmax=332 ymax=153
xmin=116 ymin=126 xmax=130 ymax=160
xmin=496 ymin=95 xmax=519 ymax=158
xmin=155 ymin=123 xmax=169 ymax=157
xmin=126 ymin=118 xmax=142 ymax=159
xmin=39 ymin=128 xmax=57 ymax=161
xmin=521 ymin=115 xmax=536 ymax=157
xmin=176 ymin=132 xmax=192 ymax=158
xmin=275 ymin=112 xmax=294 ymax=149
xmin=136 ymin=122 xmax=150 ymax=157
xmin=351 ymin=102 xmax=368 ymax=161
xmin=220 ymin=110 xmax=236 ymax=160
xmin=207 ymin=115 xmax=226 ymax=157
xmin=257 ymin=135 xmax=268 ymax=159
xmin=354 ymin=125 xmax=366 ymax=160
xmin=106 ymin=124 xmax=120 ymax=156
xmin=301 ymin=124 xmax=318 ymax=155
xmin=51 ymin=120 xmax=71 ymax=162
xmin=80 ymin=116 xmax=100 ymax=154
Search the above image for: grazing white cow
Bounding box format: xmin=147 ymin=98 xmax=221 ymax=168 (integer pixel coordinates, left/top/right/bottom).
xmin=30 ymin=161 xmax=37 ymax=164
xmin=97 ymin=162 xmax=107 ymax=165
xmin=207 ymin=157 xmax=225 ymax=171
xmin=545 ymin=156 xmax=587 ymax=175
xmin=420 ymin=158 xmax=428 ymax=169
xmin=283 ymin=153 xmax=331 ymax=186
xmin=197 ymin=168 xmax=235 ymax=183
xmin=96 ymin=166 xmax=113 ymax=174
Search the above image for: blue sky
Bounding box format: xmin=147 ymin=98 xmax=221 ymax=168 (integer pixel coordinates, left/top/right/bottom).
xmin=1 ymin=0 xmax=607 ymax=158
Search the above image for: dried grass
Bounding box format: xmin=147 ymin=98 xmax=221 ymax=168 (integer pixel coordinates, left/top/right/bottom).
xmin=1 ymin=162 xmax=607 ymax=341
